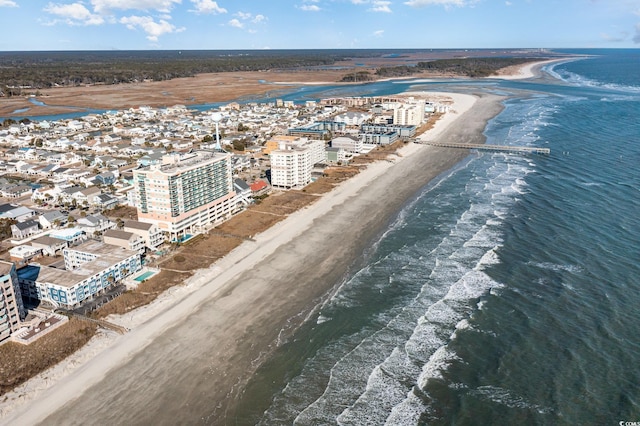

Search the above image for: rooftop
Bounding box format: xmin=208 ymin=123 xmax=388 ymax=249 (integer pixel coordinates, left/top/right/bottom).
xmin=124 ymin=220 xmax=153 ymax=231
xmin=104 ymin=229 xmax=135 ymax=241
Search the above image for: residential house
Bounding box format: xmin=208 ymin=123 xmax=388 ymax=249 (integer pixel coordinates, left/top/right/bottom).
xmin=74 ymin=186 xmax=102 ymax=207
xmin=11 ymin=219 xmax=40 ymax=240
xmin=95 ymin=171 xmax=116 ymax=185
xmin=59 ymin=185 xmax=84 ymax=204
xmin=326 ymin=147 xmax=347 ymax=164
xmin=331 ymin=135 xmax=363 ymax=154
xmin=48 ymin=228 xmax=87 ymax=245
xmin=123 ymin=220 xmax=165 ymax=251
xmin=30 ymin=235 xmax=68 ymax=256
xmin=233 ymin=178 xmax=252 ymax=208
xmin=103 ymin=133 xmax=122 ymax=143
xmin=93 ymin=193 xmax=119 ymax=210
xmin=9 ymin=245 xmax=43 ymax=263
xmin=103 ymin=229 xmax=146 ymax=254
xmin=76 ymin=214 xmax=115 ymax=236
xmin=250 ymin=180 xmax=269 ymax=196
xmin=1 ymin=184 xmax=32 ymax=198
xmin=39 ymin=210 xmax=68 ymax=229
xmin=0 ymin=205 xmax=36 ymax=222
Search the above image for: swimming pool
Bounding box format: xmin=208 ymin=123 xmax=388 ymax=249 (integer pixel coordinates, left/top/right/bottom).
xmin=134 ymin=270 xmax=157 ymax=282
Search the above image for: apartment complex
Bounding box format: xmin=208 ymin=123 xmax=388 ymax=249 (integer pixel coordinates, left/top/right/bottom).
xmin=18 ymin=240 xmax=141 ymax=309
xmin=393 ymin=100 xmax=426 ymax=126
xmin=134 ymin=150 xmax=235 ymax=241
xmin=269 ymin=138 xmax=325 ymax=189
xmin=0 ymin=261 xmax=26 ymax=342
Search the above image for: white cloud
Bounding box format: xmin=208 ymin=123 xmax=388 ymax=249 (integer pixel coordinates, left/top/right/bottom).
xmin=300 ymin=4 xmax=321 ymax=11
xmin=350 ymin=0 xmax=392 ymax=13
xmin=299 ymin=0 xmax=321 ymax=11
xmin=0 ymin=0 xmax=18 ymax=7
xmin=373 ymin=29 xmax=384 ymax=37
xmin=404 ymin=0 xmax=473 ymax=7
xmin=91 ymin=0 xmax=181 ymax=14
xmin=228 ymin=18 xmax=243 ymax=28
xmin=44 ymin=2 xmax=105 ymax=25
xmin=505 ymin=1 xmax=512 ymax=5
xmin=370 ymin=1 xmax=392 ymax=12
xmin=190 ymin=0 xmax=227 ymax=15
xmin=232 ymin=11 xmax=267 ymax=28
xmin=120 ymin=15 xmax=184 ymax=41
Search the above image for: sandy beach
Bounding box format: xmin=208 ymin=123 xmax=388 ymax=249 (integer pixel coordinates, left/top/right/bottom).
xmin=493 ymin=57 xmax=570 ymax=80
xmin=0 ymin=88 xmax=506 ymax=425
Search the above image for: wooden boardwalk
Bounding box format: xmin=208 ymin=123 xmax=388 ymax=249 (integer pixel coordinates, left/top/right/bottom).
xmin=419 ymin=141 xmax=550 ymax=155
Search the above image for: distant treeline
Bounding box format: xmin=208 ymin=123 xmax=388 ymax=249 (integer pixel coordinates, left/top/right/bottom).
xmin=0 ymin=50 xmax=551 ymax=95
xmin=342 ymin=57 xmax=544 ymax=81
xmin=0 ymin=50 xmax=358 ymax=94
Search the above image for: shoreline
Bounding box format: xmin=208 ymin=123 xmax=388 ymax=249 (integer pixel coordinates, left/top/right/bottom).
xmin=1 ymin=90 xmax=506 ymax=424
xmin=492 ymin=57 xmax=574 ymax=80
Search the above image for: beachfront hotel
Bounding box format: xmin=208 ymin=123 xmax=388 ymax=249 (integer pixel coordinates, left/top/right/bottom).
xmin=269 ymin=138 xmax=325 ymax=189
xmin=17 ymin=240 xmax=141 ymax=309
xmin=133 ymin=150 xmax=235 ymax=242
xmin=0 ymin=260 xmax=26 ymax=342
xmin=393 ymin=99 xmax=426 ymax=126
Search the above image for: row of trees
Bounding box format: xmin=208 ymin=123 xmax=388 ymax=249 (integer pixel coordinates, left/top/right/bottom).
xmin=0 ymin=50 xmax=354 ymax=92
xmin=375 ymin=57 xmax=544 ymax=78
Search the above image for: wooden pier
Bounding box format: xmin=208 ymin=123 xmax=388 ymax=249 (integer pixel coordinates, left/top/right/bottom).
xmin=419 ymin=141 xmax=550 ymax=155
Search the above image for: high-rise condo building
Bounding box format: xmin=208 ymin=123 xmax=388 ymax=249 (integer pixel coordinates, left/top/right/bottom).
xmin=0 ymin=261 xmax=25 ymax=342
xmin=269 ymin=138 xmax=325 ymax=189
xmin=134 ymin=150 xmax=235 ymax=241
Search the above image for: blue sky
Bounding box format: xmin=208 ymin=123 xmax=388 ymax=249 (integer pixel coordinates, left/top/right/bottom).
xmin=1 ymin=0 xmax=639 ymax=50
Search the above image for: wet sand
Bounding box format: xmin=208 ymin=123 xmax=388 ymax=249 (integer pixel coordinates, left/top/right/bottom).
xmin=1 ymin=91 xmax=505 ymax=425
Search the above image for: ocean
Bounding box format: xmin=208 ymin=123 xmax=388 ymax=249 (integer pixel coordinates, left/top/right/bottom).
xmin=230 ymin=49 xmax=640 ymax=424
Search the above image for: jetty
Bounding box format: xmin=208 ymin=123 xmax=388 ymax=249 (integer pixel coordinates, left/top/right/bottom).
xmin=418 ymin=141 xmax=550 ymax=155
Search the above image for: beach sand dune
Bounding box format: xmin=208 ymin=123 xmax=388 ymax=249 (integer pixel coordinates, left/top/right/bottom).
xmin=3 ymin=92 xmax=504 ymax=426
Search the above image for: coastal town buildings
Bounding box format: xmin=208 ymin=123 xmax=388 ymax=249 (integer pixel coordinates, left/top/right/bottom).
xmin=0 ymin=93 xmax=445 ymax=321
xmin=133 ymin=150 xmax=235 ymax=241
xmin=0 ymin=260 xmax=26 ymax=342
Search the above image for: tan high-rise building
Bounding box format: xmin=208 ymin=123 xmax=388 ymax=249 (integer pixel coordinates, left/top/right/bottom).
xmin=134 ymin=150 xmax=235 ymax=241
